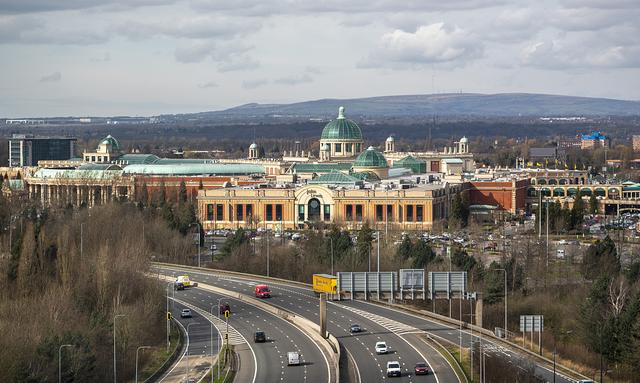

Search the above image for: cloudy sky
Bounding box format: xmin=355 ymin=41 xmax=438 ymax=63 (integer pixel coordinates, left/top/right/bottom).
xmin=1 ymin=0 xmax=639 ymax=117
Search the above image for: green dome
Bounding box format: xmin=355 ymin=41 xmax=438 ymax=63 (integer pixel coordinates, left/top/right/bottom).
xmin=353 ymin=146 xmax=388 ymax=168
xmin=101 ymin=135 xmax=120 ymax=150
xmin=320 ymin=106 xmax=363 ymax=140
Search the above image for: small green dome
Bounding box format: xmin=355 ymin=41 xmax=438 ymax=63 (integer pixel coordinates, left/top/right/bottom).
xmin=320 ymin=106 xmax=363 ymax=140
xmin=101 ymin=135 xmax=120 ymax=150
xmin=249 ymin=142 xmax=257 ymax=149
xmin=353 ymin=146 xmax=388 ymax=168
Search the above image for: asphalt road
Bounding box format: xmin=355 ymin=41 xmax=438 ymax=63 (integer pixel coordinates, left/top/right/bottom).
xmin=155 ymin=266 xmax=460 ymax=383
xmin=170 ymin=282 xmax=330 ymax=383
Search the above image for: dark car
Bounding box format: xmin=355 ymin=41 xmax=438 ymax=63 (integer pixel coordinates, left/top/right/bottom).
xmin=349 ymin=324 xmax=363 ymax=333
xmin=174 ymin=282 xmax=184 ymax=291
xmin=254 ymin=331 xmax=266 ymax=343
xmin=414 ymin=362 xmax=429 ymax=375
xmin=219 ymin=302 xmax=231 ymax=315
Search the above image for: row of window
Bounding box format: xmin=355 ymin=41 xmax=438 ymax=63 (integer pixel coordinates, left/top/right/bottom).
xmin=331 ymin=143 xmax=361 ymax=153
xmin=206 ymin=203 xmax=284 ymax=222
xmin=85 ymin=155 xmax=108 ymax=162
xmin=345 ymin=204 xmax=425 ymax=222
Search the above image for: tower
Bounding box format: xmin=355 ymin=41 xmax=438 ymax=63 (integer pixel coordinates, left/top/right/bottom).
xmin=458 ymin=136 xmax=469 ymax=154
xmin=248 ymin=142 xmax=259 ymax=159
xmin=385 ymin=135 xmax=395 ymax=153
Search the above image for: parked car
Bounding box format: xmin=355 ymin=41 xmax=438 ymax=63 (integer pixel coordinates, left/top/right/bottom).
xmin=375 ymin=341 xmax=388 ymax=354
xmin=254 ymin=331 xmax=266 ymax=343
xmin=386 ymin=361 xmax=402 ymax=377
xmin=180 ymin=309 xmax=192 ymax=318
xmin=414 ymin=362 xmax=429 ymax=375
xmin=287 ymin=351 xmax=300 ymax=366
xmin=219 ymin=302 xmax=231 ymax=315
xmin=349 ymin=324 xmax=363 ymax=333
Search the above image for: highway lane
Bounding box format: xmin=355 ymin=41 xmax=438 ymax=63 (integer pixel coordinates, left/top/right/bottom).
xmin=155 ymin=265 xmax=582 ymax=383
xmin=155 ymin=266 xmax=459 ymax=383
xmin=173 ymin=284 xmax=329 ymax=383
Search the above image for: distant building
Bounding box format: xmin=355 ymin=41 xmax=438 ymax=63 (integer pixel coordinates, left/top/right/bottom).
xmin=633 ymin=135 xmax=640 ymax=152
xmin=8 ymin=134 xmax=77 ymax=167
xmin=529 ymin=147 xmax=566 ymax=163
xmin=83 ymin=135 xmax=121 ymax=163
xmin=581 ymin=132 xmax=609 ymax=150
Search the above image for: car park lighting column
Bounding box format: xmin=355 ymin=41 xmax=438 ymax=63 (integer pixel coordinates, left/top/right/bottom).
xmin=135 ymin=346 xmax=151 ymax=383
xmin=210 ymin=304 xmax=216 ymax=383
xmin=495 ymin=268 xmax=508 ymax=337
xmin=113 ymin=314 xmax=126 ymax=383
xmin=166 ymin=282 xmax=173 ymax=352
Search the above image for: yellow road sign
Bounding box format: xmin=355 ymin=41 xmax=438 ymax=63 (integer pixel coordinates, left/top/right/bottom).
xmin=167 ymin=312 xmax=172 ymax=321
xmin=224 ymin=310 xmax=230 ymax=318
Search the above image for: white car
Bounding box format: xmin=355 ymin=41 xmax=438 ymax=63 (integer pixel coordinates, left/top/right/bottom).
xmin=375 ymin=341 xmax=388 ymax=354
xmin=287 ymin=351 xmax=300 ymax=366
xmin=180 ymin=309 xmax=192 ymax=318
xmin=386 ymin=361 xmax=402 ymax=377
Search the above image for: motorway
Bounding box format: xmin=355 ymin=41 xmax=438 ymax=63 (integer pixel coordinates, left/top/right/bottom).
xmin=167 ymin=276 xmax=330 ymax=383
xmin=155 ymin=265 xmax=461 ymax=383
xmin=155 ymin=264 xmax=583 ymax=383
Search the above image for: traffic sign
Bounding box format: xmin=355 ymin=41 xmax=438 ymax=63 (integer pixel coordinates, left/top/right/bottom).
xmin=167 ymin=312 xmax=172 ymax=321
xmin=224 ymin=310 xmax=230 ymax=318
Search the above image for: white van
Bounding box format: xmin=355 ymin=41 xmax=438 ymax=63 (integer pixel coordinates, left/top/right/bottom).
xmin=287 ymin=351 xmax=300 ymax=366
xmin=556 ymin=249 xmax=565 ymax=258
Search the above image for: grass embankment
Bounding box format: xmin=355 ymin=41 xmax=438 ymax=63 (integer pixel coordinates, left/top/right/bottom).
xmin=137 ymin=322 xmax=183 ymax=382
xmin=203 ymin=344 xmax=236 ymax=383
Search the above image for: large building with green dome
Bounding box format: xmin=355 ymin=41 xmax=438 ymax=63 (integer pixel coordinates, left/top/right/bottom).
xmin=319 ymin=106 xmax=364 ymax=159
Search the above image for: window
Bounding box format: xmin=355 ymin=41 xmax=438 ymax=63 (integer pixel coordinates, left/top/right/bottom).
xmin=324 ymin=205 xmax=331 ymax=221
xmin=335 ymin=143 xmax=342 ymax=153
xmin=375 ymin=205 xmax=383 ymax=221
xmin=275 ymin=204 xmax=283 ymax=221
xmin=246 ymin=204 xmax=253 ymax=220
xmin=356 ymin=205 xmax=363 ymax=221
xmin=386 ymin=205 xmax=393 ymax=222
xmin=207 ymin=204 xmax=214 ymax=221
xmin=236 ymin=205 xmax=243 ymax=221
xmin=398 ymin=206 xmax=403 ymax=223
xmin=298 ymin=205 xmax=305 ymax=221
xmin=266 ymin=205 xmax=273 ymax=221
xmin=216 ymin=204 xmax=224 ymax=221
xmin=355 ymin=143 xmax=361 ymax=152
xmin=346 ymin=205 xmax=353 ymax=221
xmin=416 ymin=205 xmax=423 ymax=222
xmin=91 ymin=156 xmax=96 ymax=162
xmin=85 ymin=156 xmax=90 ymax=161
xmin=229 ymin=205 xmax=233 ymax=222
xmin=407 ymin=205 xmax=414 ymax=222
xmin=345 ymin=143 xmax=352 ymax=153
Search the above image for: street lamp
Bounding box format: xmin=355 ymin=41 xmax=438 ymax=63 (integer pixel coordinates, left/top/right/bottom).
xmin=494 ymin=268 xmax=508 ymax=338
xmin=210 ymin=305 xmax=217 ymax=383
xmin=216 ymin=297 xmax=223 ymax=378
xmin=113 ymin=314 xmax=126 ymax=383
xmin=329 ymin=237 xmax=334 ymax=275
xmin=185 ymin=322 xmax=199 ymax=381
xmin=553 ymin=330 xmax=572 ymax=383
xmin=135 ymin=346 xmax=151 ymax=383
xmin=59 ymin=344 xmax=73 ymax=383
xmin=190 ymin=222 xmax=201 ymax=267
xmin=166 ymin=281 xmax=174 ymax=352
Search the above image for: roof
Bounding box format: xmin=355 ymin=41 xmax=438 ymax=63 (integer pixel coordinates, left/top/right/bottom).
xmin=353 ymin=146 xmax=388 ymax=168
xmin=386 ymin=136 xmax=394 ymax=142
xmin=78 ymin=163 xmax=123 ymax=170
xmin=32 ymin=168 xmax=123 ymax=179
xmin=308 ymin=171 xmax=362 ymax=185
xmin=117 ymin=153 xmax=160 ymax=165
xmin=100 ymin=134 xmax=120 ymax=150
xmin=290 ymin=162 xmax=353 ymax=174
xmin=320 ymin=106 xmax=363 ymax=141
xmin=249 ymin=143 xmax=258 ymax=149
xmin=122 ymin=163 xmax=265 ymax=175
xmin=529 ymin=147 xmax=557 ymax=158
xmin=442 ymin=158 xmax=464 ymax=164
xmin=155 ymin=158 xmax=215 ymax=164
xmin=582 ymin=131 xmax=607 ymax=140
xmin=391 ymin=155 xmax=426 ymax=174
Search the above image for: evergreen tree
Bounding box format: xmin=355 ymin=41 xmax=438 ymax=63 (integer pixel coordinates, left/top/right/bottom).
xmin=570 ymin=195 xmax=585 ymax=231
xmin=411 ymin=240 xmax=435 ymax=268
xmin=355 ymin=223 xmax=374 ymax=263
xmin=396 ymin=236 xmax=413 ymax=260
xmin=178 ymin=180 xmax=188 ymax=204
xmin=582 ymin=235 xmax=620 ymax=280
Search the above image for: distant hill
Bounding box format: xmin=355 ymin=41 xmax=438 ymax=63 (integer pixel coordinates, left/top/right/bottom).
xmin=187 ymin=93 xmax=640 ymax=120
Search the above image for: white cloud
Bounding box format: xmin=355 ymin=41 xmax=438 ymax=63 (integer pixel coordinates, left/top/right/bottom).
xmin=242 ymin=79 xmax=267 ymax=89
xmin=521 ymin=38 xmax=640 ymax=69
xmin=361 ymin=23 xmax=482 ymax=68
xmin=274 ymin=74 xmax=313 ymax=85
xmin=39 ymin=71 xmax=61 ymax=82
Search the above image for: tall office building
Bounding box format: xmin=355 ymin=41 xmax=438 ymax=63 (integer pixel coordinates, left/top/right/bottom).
xmin=8 ymin=134 xmax=77 ymax=167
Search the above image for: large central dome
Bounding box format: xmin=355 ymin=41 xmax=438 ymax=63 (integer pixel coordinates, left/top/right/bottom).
xmin=320 ymin=106 xmax=363 ymax=140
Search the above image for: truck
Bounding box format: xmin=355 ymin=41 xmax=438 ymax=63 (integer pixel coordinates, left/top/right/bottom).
xmin=312 ymin=274 xmax=337 ymax=295
xmin=255 ymin=284 xmax=271 ymax=298
xmin=176 ymin=275 xmax=193 ymax=288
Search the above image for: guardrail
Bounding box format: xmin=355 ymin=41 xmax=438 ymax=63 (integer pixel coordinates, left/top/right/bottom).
xmin=152 ymin=264 xmax=340 ymax=383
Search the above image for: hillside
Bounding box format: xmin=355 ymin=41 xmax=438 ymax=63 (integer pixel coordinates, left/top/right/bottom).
xmin=186 ymin=93 xmax=640 ymax=120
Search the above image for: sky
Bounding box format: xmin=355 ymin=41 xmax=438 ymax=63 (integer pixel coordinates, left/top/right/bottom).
xmin=1 ymin=0 xmax=639 ymax=117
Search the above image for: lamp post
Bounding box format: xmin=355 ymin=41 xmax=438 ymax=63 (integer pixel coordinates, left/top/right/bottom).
xmin=59 ymin=344 xmax=73 ymax=383
xmin=185 ymin=322 xmax=199 ymax=381
xmin=553 ymin=330 xmax=572 ymax=383
xmin=135 ymin=346 xmax=151 ymax=383
xmin=266 ymin=231 xmax=270 ymax=277
xmin=216 ymin=297 xmax=223 ymax=378
xmin=495 ymin=268 xmax=508 ymax=338
xmin=190 ymin=222 xmax=201 ymax=267
xmin=210 ymin=305 xmax=217 ymax=383
xmin=330 ymin=237 xmax=334 ymax=275
xmin=166 ymin=281 xmax=174 ymax=352
xmin=113 ymin=314 xmax=126 ymax=383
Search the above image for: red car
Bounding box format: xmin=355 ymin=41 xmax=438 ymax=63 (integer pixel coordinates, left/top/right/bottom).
xmin=414 ymin=362 xmax=429 ymax=375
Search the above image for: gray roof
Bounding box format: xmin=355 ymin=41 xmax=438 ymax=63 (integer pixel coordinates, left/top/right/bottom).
xmin=529 ymin=147 xmax=557 ymax=158
xmin=122 ymin=163 xmax=265 ymax=175
xmin=32 ymin=168 xmax=124 ymax=179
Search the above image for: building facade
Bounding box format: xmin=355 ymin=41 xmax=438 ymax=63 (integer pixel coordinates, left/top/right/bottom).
xmin=8 ymin=134 xmax=77 ymax=167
